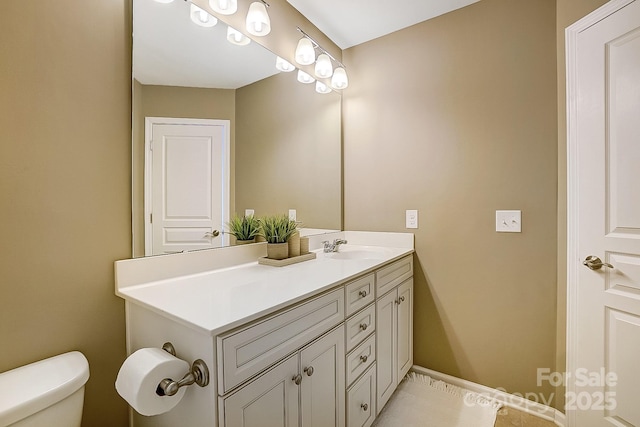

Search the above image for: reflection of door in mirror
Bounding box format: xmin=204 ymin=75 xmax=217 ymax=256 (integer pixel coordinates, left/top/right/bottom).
xmin=144 ymin=118 xmax=230 ymax=255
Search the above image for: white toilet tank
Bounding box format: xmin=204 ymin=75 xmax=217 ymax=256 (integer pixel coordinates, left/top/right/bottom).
xmin=0 ymin=351 xmax=90 ymax=427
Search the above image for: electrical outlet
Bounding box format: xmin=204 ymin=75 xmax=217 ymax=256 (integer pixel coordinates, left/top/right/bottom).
xmin=496 ymin=210 xmax=521 ymax=232
xmin=406 ymin=210 xmax=418 ymax=229
xmin=245 ymin=209 xmax=255 ymax=217
xmin=289 ymin=209 xmax=297 ymax=221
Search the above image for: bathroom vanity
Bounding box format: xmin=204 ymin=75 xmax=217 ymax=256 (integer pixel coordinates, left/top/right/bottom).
xmin=115 ymin=232 xmax=414 ymax=427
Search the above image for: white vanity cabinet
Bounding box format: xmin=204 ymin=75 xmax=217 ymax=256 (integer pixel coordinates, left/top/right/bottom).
xmin=374 ymin=256 xmax=414 ymax=414
xmin=220 ymin=326 xmax=345 ymax=427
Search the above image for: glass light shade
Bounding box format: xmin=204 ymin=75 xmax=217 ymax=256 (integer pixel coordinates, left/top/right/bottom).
xmin=314 ymin=53 xmax=333 ymax=78
xmin=295 ymin=38 xmax=315 ymax=65
xmin=315 ymin=81 xmax=332 ymax=94
xmin=246 ymin=2 xmax=271 ymax=36
xmin=297 ymin=70 xmax=315 ymax=84
xmin=276 ymin=56 xmax=295 ymax=72
xmin=209 ymin=0 xmax=237 ymax=15
xmin=190 ymin=4 xmax=217 ymax=27
xmin=227 ymin=27 xmax=251 ymax=46
xmin=331 ymin=67 xmax=349 ymax=89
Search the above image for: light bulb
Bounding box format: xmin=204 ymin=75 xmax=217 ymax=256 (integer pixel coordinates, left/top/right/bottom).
xmin=276 ymin=56 xmax=295 ymax=72
xmin=297 ymin=70 xmax=315 ymax=84
xmin=190 ymin=4 xmax=217 ymax=27
xmin=246 ymin=2 xmax=271 ymax=36
xmin=227 ymin=27 xmax=250 ymax=46
xmin=209 ymin=0 xmax=237 ymax=15
xmin=314 ymin=53 xmax=333 ymax=78
xmin=295 ymin=37 xmax=315 ymax=65
xmin=331 ymin=67 xmax=348 ymax=89
xmin=315 ymin=81 xmax=332 ymax=94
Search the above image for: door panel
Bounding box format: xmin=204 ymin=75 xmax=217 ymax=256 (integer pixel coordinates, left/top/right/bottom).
xmin=375 ymin=290 xmax=396 ymax=414
xmin=396 ymin=279 xmax=413 ymax=381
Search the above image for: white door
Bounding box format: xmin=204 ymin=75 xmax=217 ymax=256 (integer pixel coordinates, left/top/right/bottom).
xmin=144 ymin=118 xmax=229 ymax=255
xmin=567 ymin=1 xmax=640 ymax=425
xmin=300 ymin=326 xmax=345 ymax=427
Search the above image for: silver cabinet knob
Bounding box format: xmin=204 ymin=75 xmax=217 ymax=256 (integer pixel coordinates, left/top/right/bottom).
xmin=361 ymin=403 xmax=368 ymax=411
xmin=360 ymin=355 xmax=368 ymax=364
xmin=304 ymin=366 xmax=314 ymax=377
xmin=395 ymin=296 xmax=405 ymax=304
xmin=292 ymin=374 xmax=302 ymax=385
xmin=359 ymin=323 xmax=368 ymax=331
xmin=359 ymin=290 xmax=367 ymax=298
xmin=583 ymin=255 xmax=613 ymax=270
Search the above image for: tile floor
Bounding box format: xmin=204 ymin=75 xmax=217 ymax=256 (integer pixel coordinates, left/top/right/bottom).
xmin=494 ymin=406 xmax=558 ymax=427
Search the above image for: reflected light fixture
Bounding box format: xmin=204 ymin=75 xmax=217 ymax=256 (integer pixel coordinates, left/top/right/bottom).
xmin=297 ymin=70 xmax=315 ymax=84
xmin=331 ymin=67 xmax=349 ymax=89
xmin=246 ymin=1 xmax=271 ymax=36
xmin=295 ymin=37 xmax=315 ymax=65
xmin=190 ymin=3 xmax=217 ymax=27
xmin=227 ymin=26 xmax=251 ymax=46
xmin=276 ymin=56 xmax=295 ymax=72
xmin=314 ymin=53 xmax=333 ymax=78
xmin=315 ymin=81 xmax=332 ymax=94
xmin=209 ymin=0 xmax=237 ymax=15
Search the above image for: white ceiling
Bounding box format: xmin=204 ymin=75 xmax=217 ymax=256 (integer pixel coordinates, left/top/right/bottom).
xmin=287 ymin=0 xmax=481 ymax=49
xmin=133 ymin=0 xmax=481 ymax=89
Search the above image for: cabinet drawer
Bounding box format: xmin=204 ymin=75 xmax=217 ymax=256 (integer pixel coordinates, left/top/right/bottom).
xmin=347 ymin=364 xmax=376 ymax=427
xmin=345 ymin=304 xmax=375 ymax=352
xmin=376 ymin=255 xmax=413 ymax=296
xmin=346 ymin=334 xmax=375 ymax=387
xmin=218 ymin=288 xmax=344 ymax=394
xmin=345 ymin=274 xmax=375 ymax=317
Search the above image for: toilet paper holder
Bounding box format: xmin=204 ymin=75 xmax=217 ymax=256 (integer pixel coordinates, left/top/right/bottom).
xmin=155 ymin=342 xmax=210 ymax=397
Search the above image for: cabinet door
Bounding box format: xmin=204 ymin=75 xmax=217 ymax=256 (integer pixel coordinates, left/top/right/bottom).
xmin=396 ymin=278 xmax=413 ymax=381
xmin=221 ymin=355 xmax=299 ymax=427
xmin=300 ymin=326 xmax=345 ymax=427
xmin=375 ymin=290 xmax=397 ymax=414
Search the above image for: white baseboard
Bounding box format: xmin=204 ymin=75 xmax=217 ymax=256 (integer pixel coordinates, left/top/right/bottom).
xmin=411 ymin=365 xmax=566 ymax=427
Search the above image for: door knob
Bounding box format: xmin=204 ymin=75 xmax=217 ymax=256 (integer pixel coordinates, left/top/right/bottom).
xmin=203 ymin=230 xmax=220 ymax=239
xmin=583 ymin=255 xmax=613 ymax=270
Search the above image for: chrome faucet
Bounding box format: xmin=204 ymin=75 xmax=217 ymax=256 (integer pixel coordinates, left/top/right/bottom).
xmin=322 ymin=239 xmax=348 ymax=253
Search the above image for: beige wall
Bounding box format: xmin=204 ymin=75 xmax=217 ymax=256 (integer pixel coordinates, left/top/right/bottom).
xmin=0 ymin=1 xmax=131 ymax=426
xmin=555 ymin=0 xmax=609 ymax=409
xmin=235 ymin=72 xmax=342 ymax=229
xmin=132 ymin=83 xmax=236 ymax=257
xmin=343 ymin=0 xmax=559 ymax=403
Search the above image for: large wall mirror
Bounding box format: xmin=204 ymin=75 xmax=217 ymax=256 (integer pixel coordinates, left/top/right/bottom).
xmin=132 ymin=0 xmax=342 ymax=257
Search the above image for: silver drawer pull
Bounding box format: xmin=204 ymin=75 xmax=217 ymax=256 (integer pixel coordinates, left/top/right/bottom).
xmin=358 ymin=290 xmax=368 ymax=298
xmin=359 ymin=323 xmax=368 ymax=331
xmin=360 ymin=355 xmax=368 ymax=364
xmin=361 ymin=403 xmax=368 ymax=411
xmin=304 ymin=366 xmax=314 ymax=377
xmin=292 ymin=374 xmax=302 ymax=385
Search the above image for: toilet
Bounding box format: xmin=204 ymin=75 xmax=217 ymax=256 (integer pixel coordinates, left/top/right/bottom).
xmin=0 ymin=351 xmax=90 ymax=427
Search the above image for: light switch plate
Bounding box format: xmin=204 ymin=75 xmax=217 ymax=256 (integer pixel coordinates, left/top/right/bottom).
xmin=496 ymin=210 xmax=521 ymax=233
xmin=406 ymin=210 xmax=418 ymax=229
xmin=245 ymin=209 xmax=255 ymax=217
xmin=289 ymin=209 xmax=297 ymax=221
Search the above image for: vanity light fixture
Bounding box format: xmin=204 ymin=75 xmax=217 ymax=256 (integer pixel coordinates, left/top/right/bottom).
xmin=190 ymin=3 xmax=218 ymax=27
xmin=297 ymin=70 xmax=315 ymax=84
xmin=276 ymin=56 xmax=295 ymax=72
xmin=227 ymin=26 xmax=251 ymax=45
xmin=315 ymin=81 xmax=332 ymax=94
xmin=209 ymin=0 xmax=237 ymax=15
xmin=246 ymin=1 xmax=271 ymax=36
xmin=314 ymin=53 xmax=333 ymax=78
xmin=331 ymin=67 xmax=349 ymax=89
xmin=295 ymin=37 xmax=315 ymax=65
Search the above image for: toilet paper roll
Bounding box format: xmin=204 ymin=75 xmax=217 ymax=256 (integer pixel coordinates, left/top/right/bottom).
xmin=115 ymin=347 xmax=190 ymax=416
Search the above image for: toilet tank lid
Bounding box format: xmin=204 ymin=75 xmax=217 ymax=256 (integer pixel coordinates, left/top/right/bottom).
xmin=0 ymin=351 xmax=90 ymax=426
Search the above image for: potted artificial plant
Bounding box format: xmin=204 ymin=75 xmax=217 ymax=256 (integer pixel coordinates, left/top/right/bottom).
xmin=226 ymin=214 xmax=261 ymax=245
xmin=261 ymin=214 xmax=297 ymax=259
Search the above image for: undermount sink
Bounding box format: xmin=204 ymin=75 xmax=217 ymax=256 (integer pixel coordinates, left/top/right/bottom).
xmin=325 ymin=246 xmax=391 ymax=261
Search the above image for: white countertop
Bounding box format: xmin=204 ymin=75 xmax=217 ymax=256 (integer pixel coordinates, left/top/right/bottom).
xmin=117 ymin=244 xmax=413 ymax=336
